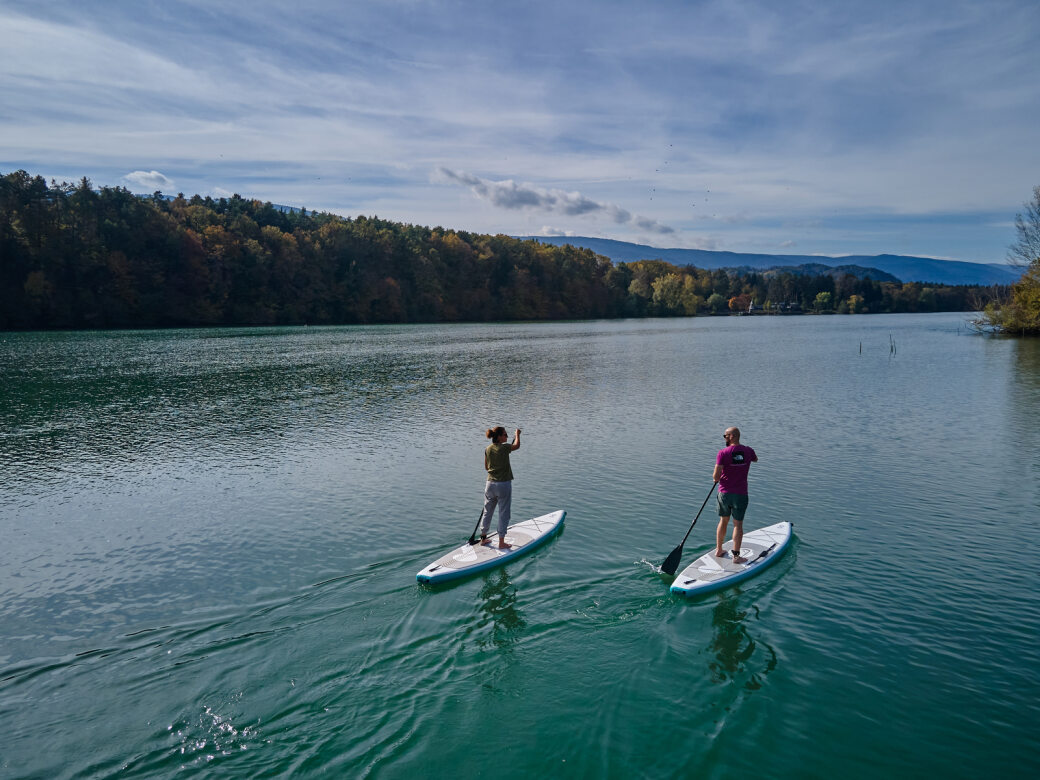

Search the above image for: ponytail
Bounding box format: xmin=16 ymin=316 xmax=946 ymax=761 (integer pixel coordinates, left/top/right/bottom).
xmin=486 ymin=426 xmax=506 ymax=440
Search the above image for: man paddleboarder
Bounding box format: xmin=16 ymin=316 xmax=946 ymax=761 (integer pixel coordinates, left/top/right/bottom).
xmin=713 ymin=426 xmax=757 ymax=563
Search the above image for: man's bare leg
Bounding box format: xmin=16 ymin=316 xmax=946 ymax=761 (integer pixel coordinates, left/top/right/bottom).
xmin=731 ymin=520 xmax=747 ymax=563
xmin=715 ymin=517 xmax=729 ymax=557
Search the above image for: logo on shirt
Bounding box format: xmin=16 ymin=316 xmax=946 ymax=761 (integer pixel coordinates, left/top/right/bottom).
xmin=732 ymin=452 xmax=746 ymax=465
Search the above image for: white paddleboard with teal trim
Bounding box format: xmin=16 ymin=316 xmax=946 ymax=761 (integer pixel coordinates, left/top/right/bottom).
xmin=417 ymin=510 xmax=566 ymax=585
xmin=670 ymin=521 xmax=793 ymax=597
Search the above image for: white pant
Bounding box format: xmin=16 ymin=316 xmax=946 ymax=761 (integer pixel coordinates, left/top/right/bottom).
xmin=480 ymin=480 xmax=512 ymax=539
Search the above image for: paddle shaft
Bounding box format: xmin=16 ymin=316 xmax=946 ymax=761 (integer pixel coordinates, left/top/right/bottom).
xmin=468 ymin=511 xmax=484 ymax=545
xmin=680 ymin=482 xmax=717 ymax=547
xmin=661 ymin=482 xmax=718 ymax=575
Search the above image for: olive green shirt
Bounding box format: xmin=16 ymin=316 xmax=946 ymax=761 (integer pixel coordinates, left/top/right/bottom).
xmin=484 ymin=442 xmax=514 ymax=482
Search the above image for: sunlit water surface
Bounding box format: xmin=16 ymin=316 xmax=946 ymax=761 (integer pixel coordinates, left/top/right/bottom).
xmin=1 ymin=313 xmax=1037 ymax=778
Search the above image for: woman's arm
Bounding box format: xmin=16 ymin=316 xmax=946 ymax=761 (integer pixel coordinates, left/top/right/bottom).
xmin=510 ymin=428 xmax=522 ymax=451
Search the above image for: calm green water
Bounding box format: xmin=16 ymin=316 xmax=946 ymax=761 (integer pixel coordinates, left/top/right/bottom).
xmin=1 ymin=314 xmax=1038 ymax=779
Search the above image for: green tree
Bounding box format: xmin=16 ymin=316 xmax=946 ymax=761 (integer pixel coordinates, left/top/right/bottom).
xmin=707 ymin=292 xmax=727 ymax=314
xmin=628 ymin=275 xmax=652 ymax=299
xmin=813 ymin=291 xmax=833 ymax=312
xmin=652 ymin=273 xmax=686 ymax=314
xmin=977 ymin=185 xmax=1040 ymax=334
xmin=978 ymin=266 xmax=1040 ymax=335
xmin=678 ymin=275 xmax=704 ymax=315
xmin=918 ymin=287 xmax=937 ymax=311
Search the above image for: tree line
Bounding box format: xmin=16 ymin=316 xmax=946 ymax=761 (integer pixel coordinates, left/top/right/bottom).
xmin=0 ymin=170 xmax=1003 ymax=331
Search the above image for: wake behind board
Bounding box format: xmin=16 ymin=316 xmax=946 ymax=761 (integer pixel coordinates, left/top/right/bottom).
xmin=417 ymin=510 xmax=565 ymax=585
xmin=670 ymin=521 xmax=793 ymax=597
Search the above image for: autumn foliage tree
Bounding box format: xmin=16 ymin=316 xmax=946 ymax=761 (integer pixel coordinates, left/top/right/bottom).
xmin=977 ymin=185 xmax=1040 ymax=335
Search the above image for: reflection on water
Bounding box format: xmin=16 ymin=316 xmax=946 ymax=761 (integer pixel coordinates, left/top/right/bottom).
xmin=475 ymin=570 xmax=527 ymax=650
xmin=708 ymin=592 xmax=778 ymax=691
xmin=1012 ymin=337 xmax=1040 ymax=391
xmin=1009 ymin=338 xmax=1040 ymax=508
xmin=0 ymin=327 xmax=473 ymax=482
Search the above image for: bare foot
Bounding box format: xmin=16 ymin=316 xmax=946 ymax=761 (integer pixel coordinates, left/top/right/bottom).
xmin=498 ymin=542 xmax=512 ymax=550
xmin=714 ymin=549 xmax=727 ymax=557
xmin=480 ymin=536 xmax=490 ymax=545
xmin=732 ymin=554 xmax=748 ymax=564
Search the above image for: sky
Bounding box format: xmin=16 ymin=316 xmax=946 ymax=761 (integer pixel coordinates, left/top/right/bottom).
xmin=2 ymin=0 xmax=1038 ymax=264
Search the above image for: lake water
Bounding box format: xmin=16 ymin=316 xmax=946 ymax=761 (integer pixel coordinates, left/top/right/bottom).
xmin=1 ymin=313 xmax=1038 ymax=779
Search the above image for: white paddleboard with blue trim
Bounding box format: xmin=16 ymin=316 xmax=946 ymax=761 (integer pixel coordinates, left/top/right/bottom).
xmin=670 ymin=521 xmax=793 ymax=597
xmin=417 ymin=510 xmax=565 ymax=585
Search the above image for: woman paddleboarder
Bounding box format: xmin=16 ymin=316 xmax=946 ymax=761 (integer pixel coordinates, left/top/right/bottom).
xmin=479 ymin=426 xmax=521 ymax=549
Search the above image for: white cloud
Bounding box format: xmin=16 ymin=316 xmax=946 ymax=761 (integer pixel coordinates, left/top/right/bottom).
xmin=122 ymin=170 xmax=175 ymax=191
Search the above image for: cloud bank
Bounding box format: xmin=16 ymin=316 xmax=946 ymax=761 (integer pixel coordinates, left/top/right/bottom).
xmin=436 ymin=168 xmax=675 ymax=235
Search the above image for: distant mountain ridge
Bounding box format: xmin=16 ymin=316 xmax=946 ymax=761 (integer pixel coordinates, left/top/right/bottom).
xmin=521 ymin=236 xmax=1020 ymax=286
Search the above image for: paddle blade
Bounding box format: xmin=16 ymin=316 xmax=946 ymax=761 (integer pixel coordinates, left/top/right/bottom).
xmin=660 ymin=544 xmax=684 ymax=576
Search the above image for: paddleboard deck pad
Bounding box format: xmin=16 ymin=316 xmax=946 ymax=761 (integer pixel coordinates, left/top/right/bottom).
xmin=670 ymin=521 xmax=793 ymax=597
xmin=417 ymin=510 xmax=565 ymax=585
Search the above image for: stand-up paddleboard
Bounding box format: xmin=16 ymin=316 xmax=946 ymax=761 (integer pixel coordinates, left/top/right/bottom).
xmin=670 ymin=521 xmax=793 ymax=597
xmin=417 ymin=510 xmax=565 ymax=585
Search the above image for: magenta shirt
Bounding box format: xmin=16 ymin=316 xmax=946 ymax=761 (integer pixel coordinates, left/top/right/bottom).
xmin=716 ymin=444 xmax=757 ymax=494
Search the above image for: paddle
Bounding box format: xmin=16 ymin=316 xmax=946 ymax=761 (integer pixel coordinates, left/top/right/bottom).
xmin=467 ymin=511 xmax=485 ymax=545
xmin=661 ymin=482 xmax=718 ymax=576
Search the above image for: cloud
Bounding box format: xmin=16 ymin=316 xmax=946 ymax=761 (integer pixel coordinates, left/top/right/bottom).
xmin=122 ymin=170 xmax=175 ymax=191
xmin=435 ymin=168 xmax=675 ymax=235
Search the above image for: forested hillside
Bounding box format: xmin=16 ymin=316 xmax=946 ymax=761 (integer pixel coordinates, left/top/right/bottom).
xmin=0 ymin=171 xmax=1000 ymax=330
